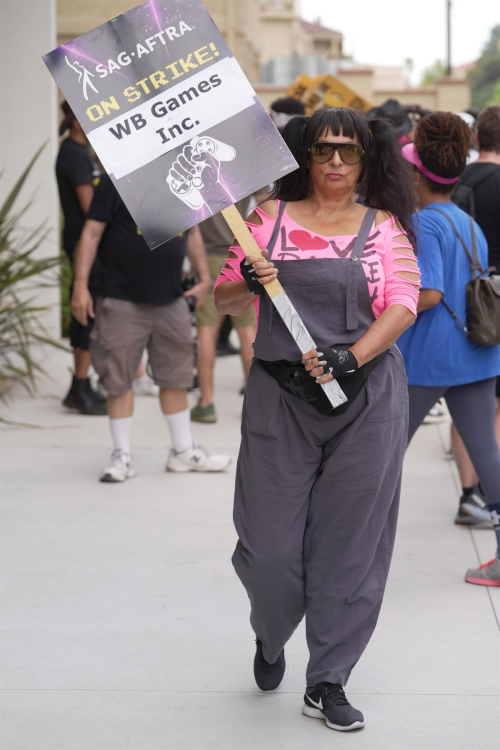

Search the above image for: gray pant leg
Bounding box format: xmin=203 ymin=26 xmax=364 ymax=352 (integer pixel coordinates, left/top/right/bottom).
xmin=303 ymin=412 xmax=407 ymax=687
xmin=445 ymin=378 xmax=500 ymax=506
xmin=232 ymin=363 xmax=324 ymax=664
xmin=407 ymin=385 xmax=447 ymax=445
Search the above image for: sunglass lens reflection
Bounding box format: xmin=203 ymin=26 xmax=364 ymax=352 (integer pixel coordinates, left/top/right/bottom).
xmin=339 ymin=145 xmax=363 ymax=164
xmin=310 ymin=143 xmax=334 ymax=162
xmin=310 ymin=143 xmax=362 ymax=164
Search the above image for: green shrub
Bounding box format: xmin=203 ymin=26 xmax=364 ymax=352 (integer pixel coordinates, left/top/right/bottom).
xmin=0 ymin=145 xmax=68 ymax=402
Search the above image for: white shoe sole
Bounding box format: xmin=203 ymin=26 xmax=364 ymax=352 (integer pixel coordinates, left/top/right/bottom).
xmin=166 ymin=458 xmax=231 ymax=473
xmin=302 ymin=704 xmax=365 ymax=731
xmin=423 ymin=414 xmax=447 ymax=424
xmin=100 ymin=468 xmax=137 ymax=483
xmin=460 ymin=502 xmax=491 ymax=523
xmin=259 ymin=663 xmax=288 ymax=693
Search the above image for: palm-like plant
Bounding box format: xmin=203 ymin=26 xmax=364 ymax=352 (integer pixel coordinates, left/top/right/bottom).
xmin=0 ymin=145 xmax=66 ymax=402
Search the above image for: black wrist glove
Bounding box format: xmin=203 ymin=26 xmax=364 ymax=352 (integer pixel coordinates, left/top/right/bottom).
xmin=315 ymin=348 xmax=359 ymax=379
xmin=240 ymin=258 xmax=265 ymax=296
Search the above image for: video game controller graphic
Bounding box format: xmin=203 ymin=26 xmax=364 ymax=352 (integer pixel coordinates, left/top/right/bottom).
xmin=166 ymin=136 xmax=236 ymax=211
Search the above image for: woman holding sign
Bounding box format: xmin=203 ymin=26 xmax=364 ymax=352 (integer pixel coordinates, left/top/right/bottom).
xmin=215 ymin=108 xmax=420 ymax=732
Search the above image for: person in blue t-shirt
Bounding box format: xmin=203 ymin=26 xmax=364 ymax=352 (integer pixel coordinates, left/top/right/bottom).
xmin=399 ymin=111 xmax=500 ymax=587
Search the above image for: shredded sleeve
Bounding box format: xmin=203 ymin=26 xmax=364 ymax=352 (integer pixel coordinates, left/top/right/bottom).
xmin=214 ymin=206 xmax=276 ymax=290
xmin=382 ymin=217 xmax=421 ymax=316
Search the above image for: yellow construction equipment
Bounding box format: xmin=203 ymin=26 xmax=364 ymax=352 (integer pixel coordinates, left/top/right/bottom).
xmin=287 ymin=73 xmax=372 ymax=114
xmin=286 ymin=74 xmax=313 ymax=101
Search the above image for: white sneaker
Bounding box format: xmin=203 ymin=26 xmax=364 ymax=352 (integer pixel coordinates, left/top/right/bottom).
xmin=166 ymin=443 xmax=231 ymax=473
xmin=100 ymin=449 xmax=137 ymax=483
xmin=423 ymin=404 xmax=447 ymax=424
xmin=133 ymin=375 xmax=159 ymax=397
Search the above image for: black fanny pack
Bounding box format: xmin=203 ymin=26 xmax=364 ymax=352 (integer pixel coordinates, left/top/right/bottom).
xmin=259 ymin=348 xmax=387 ymax=416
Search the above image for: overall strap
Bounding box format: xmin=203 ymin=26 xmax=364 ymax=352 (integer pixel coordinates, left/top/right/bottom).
xmin=267 ymin=200 xmax=287 ymax=260
xmin=350 ymin=207 xmax=378 ymax=261
xmin=346 ymin=207 xmax=378 ymax=330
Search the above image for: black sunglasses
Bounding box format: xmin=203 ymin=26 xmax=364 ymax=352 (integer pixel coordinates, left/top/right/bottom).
xmin=309 ymin=141 xmax=364 ymax=165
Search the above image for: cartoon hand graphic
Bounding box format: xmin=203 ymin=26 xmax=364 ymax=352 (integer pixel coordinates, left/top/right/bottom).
xmin=166 ymin=137 xmax=236 ymax=211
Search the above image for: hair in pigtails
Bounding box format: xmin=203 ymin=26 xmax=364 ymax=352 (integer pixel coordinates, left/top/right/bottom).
xmin=271 ymin=116 xmax=310 ymax=203
xmin=363 ymin=118 xmax=417 ymax=247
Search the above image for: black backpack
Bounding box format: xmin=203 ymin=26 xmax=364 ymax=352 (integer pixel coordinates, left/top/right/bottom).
xmin=452 ymin=164 xmax=500 ymax=219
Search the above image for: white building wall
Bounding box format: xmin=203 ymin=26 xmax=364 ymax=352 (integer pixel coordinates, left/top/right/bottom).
xmin=0 ymin=0 xmax=60 ymax=334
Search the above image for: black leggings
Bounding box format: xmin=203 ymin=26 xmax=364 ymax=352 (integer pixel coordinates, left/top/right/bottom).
xmin=407 ymin=378 xmax=500 ymax=507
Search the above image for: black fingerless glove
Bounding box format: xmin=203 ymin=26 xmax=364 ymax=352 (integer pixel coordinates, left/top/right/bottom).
xmin=316 ymin=348 xmax=359 ymax=379
xmin=240 ymin=258 xmax=265 ymax=296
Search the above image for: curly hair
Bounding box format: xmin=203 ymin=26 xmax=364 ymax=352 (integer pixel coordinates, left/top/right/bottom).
xmin=414 ymin=112 xmax=473 ymax=194
xmin=271 ymin=107 xmax=417 ymax=247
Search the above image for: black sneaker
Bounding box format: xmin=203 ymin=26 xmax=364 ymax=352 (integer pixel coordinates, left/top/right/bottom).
xmin=254 ymin=638 xmax=286 ymax=692
xmin=303 ymin=682 xmax=365 ymax=731
xmin=63 ymin=376 xmax=107 ymax=416
xmin=460 ymin=486 xmax=491 ymax=524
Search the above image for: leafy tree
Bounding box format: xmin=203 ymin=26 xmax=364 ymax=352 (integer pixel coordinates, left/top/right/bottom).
xmin=488 ymin=79 xmax=500 ymax=104
xmin=420 ymin=60 xmax=447 ymax=87
xmin=469 ymin=25 xmax=500 ymax=109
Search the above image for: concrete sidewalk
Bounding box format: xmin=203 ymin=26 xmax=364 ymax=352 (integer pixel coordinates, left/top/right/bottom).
xmin=1 ymin=348 xmax=499 ymax=750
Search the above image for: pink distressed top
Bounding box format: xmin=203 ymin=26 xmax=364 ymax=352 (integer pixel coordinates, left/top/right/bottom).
xmin=214 ymin=205 xmax=420 ymax=326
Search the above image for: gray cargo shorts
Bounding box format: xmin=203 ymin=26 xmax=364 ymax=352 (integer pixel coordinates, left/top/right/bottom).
xmin=90 ymin=296 xmax=194 ymax=395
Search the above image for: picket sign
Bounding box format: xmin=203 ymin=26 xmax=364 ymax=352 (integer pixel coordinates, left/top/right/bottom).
xmin=221 ymin=204 xmax=348 ymax=409
xmin=41 ymin=0 xmax=347 ymax=409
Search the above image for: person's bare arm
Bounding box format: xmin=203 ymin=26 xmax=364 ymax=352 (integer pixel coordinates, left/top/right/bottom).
xmin=303 ymin=304 xmax=416 ymax=381
xmin=185 ymin=225 xmax=210 ymax=308
xmin=215 ymin=276 xmax=254 ymax=316
xmin=71 ymin=219 xmax=106 ymax=325
xmin=75 ymin=184 xmax=94 ymax=215
xmin=417 ymin=289 xmax=442 ymax=312
xmin=349 ymin=304 xmax=416 ymax=367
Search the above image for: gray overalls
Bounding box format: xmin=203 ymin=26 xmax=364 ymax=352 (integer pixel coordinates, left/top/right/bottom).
xmin=233 ymin=203 xmax=409 ymax=687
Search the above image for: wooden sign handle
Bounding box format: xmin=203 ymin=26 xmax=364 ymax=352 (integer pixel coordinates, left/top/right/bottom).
xmin=220 ymin=204 xmax=348 ymax=409
xmin=221 ymin=204 xmax=282 ymax=300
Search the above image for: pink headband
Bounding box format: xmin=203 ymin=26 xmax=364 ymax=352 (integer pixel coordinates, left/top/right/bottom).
xmin=402 ymin=142 xmax=460 ymax=185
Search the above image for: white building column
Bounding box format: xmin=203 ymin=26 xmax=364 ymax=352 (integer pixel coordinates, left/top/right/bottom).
xmin=0 ymin=0 xmax=60 ymax=334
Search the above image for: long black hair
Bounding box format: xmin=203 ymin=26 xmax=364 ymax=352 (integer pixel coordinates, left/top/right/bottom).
xmin=271 ymin=107 xmax=417 ymax=248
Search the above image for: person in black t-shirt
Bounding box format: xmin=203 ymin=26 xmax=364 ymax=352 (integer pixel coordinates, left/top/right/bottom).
xmin=56 ymin=101 xmax=106 ymax=415
xmin=454 ymin=105 xmax=500 ymax=272
xmin=71 ymin=175 xmax=230 ymax=482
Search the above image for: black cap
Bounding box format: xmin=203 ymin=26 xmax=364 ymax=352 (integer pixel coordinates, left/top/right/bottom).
xmin=270 ymin=97 xmax=306 ymax=116
xmin=367 ymin=99 xmax=412 ymax=137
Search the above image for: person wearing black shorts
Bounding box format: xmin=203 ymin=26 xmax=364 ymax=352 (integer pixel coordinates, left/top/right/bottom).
xmin=56 ymin=101 xmax=106 ymax=415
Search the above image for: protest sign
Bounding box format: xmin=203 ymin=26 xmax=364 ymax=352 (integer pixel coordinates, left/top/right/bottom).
xmin=42 ymin=0 xmax=347 ymax=409
xmin=42 ymin=0 xmax=298 ymax=249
